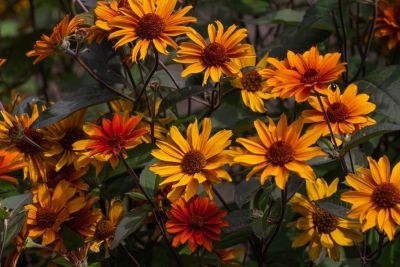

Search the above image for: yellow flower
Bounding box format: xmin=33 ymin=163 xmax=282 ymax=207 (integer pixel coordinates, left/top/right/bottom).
xmin=108 ymin=0 xmax=196 ymax=62
xmin=375 ymin=0 xmax=400 ymax=50
xmin=149 ymin=118 xmax=234 ymax=201
xmin=26 ymin=180 xmax=86 ymax=246
xmin=0 ymin=105 xmax=52 ymax=183
xmin=26 ymin=15 xmax=85 ymax=64
xmin=95 ymin=0 xmax=125 ymax=31
xmin=289 ymin=178 xmax=362 ymax=261
xmin=175 ymin=20 xmax=253 ymax=85
xmin=234 ymin=114 xmax=325 ymax=189
xmin=302 ymin=84 xmax=376 ymax=137
xmin=88 ymin=199 xmax=124 ymax=252
xmin=231 ymin=47 xmax=272 ymax=113
xmin=341 ymin=156 xmax=400 ymax=240
xmin=42 ymin=110 xmax=86 ymax=171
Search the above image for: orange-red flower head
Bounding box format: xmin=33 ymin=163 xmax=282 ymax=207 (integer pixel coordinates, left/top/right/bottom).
xmin=166 ymin=196 xmax=228 ymax=252
xmin=375 ymin=0 xmax=400 ymax=50
xmin=0 ymin=150 xmax=25 ymax=184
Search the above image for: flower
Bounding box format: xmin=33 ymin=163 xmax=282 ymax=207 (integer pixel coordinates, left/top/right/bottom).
xmin=42 ymin=110 xmax=86 ymax=171
xmin=234 ymin=114 xmax=325 ymax=189
xmin=26 ymin=15 xmax=85 ymax=64
xmin=216 ymin=247 xmax=244 ymax=265
xmin=302 ymin=84 xmax=376 ymax=137
xmin=175 ymin=20 xmax=253 ymax=85
xmin=108 ymin=0 xmax=196 ymax=62
xmin=4 ymin=222 xmax=28 ymax=267
xmin=73 ymin=113 xmax=147 ymax=168
xmin=375 ymin=0 xmax=400 ymax=50
xmin=95 ymin=0 xmax=124 ymax=31
xmin=0 ymin=150 xmax=25 ymax=184
xmin=46 ymin=164 xmax=89 ymax=191
xmin=265 ymin=47 xmax=346 ymax=102
xmin=0 ymin=105 xmax=51 ymax=183
xmin=231 ymin=47 xmax=272 ymax=113
xmin=341 ymin=156 xmax=400 ymax=240
xmin=88 ymin=199 xmax=124 ymax=252
xmin=0 ymin=58 xmax=6 ymax=66
xmin=166 ymin=196 xmax=228 ymax=252
xmin=149 ymin=118 xmax=233 ymax=201
xmin=25 ymin=180 xmax=85 ymax=246
xmin=289 ymin=178 xmax=362 ymax=261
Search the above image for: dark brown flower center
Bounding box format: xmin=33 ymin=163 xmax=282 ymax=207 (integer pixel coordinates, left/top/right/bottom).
xmin=94 ymin=219 xmax=115 ymax=240
xmin=14 ymin=128 xmax=43 ymax=154
xmin=202 ymin=42 xmax=228 ymax=66
xmin=266 ymin=141 xmax=294 ymax=166
xmin=189 ymin=215 xmax=204 ymax=229
xmin=312 ymin=208 xmax=338 ymax=233
xmin=107 ymin=135 xmax=126 ymax=149
xmin=327 ymin=102 xmax=349 ymax=123
xmin=181 ymin=150 xmax=206 ymax=175
xmin=301 ymin=69 xmax=320 ymax=84
xmin=372 ymin=183 xmax=400 ymax=208
xmin=61 ymin=127 xmax=85 ymax=150
xmin=241 ymin=70 xmax=264 ymax=92
xmin=136 ymin=13 xmax=165 ymax=40
xmin=36 ymin=208 xmax=57 ymax=228
xmin=47 ymin=165 xmax=76 ymax=189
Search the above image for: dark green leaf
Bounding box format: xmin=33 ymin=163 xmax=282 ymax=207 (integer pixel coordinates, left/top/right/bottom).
xmin=251 ymin=9 xmax=305 ymax=25
xmin=62 ymin=226 xmax=85 ymax=251
xmin=225 ymin=210 xmax=251 ymax=232
xmin=227 ymin=0 xmax=269 ymax=15
xmin=111 ymin=209 xmax=147 ymax=249
xmin=2 ymin=212 xmax=26 ymax=248
xmin=139 ymin=160 xmax=160 ymax=201
xmin=315 ymin=199 xmax=350 ymax=219
xmin=1 ymin=192 xmax=33 ymax=216
xmin=159 ymin=86 xmax=204 ymax=111
xmin=299 ymin=0 xmax=337 ymax=32
xmin=234 ymin=179 xmax=260 ymax=208
xmin=215 ymin=226 xmax=253 ymax=249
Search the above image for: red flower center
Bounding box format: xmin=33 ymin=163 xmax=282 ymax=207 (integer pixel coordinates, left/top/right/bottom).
xmin=327 ymin=102 xmax=349 ymax=123
xmin=266 ymin=141 xmax=294 ymax=166
xmin=61 ymin=127 xmax=85 ymax=150
xmin=189 ymin=215 xmax=204 ymax=229
xmin=301 ymin=69 xmax=320 ymax=84
xmin=14 ymin=128 xmax=43 ymax=154
xmin=36 ymin=208 xmax=57 ymax=228
xmin=312 ymin=208 xmax=338 ymax=233
xmin=241 ymin=70 xmax=264 ymax=91
xmin=372 ymin=183 xmax=400 ymax=208
xmin=202 ymin=43 xmax=228 ymax=66
xmin=106 ymin=135 xmax=126 ymax=150
xmin=136 ymin=13 xmax=165 ymax=40
xmin=181 ymin=150 xmax=206 ymax=175
xmin=94 ymin=219 xmax=115 ymax=240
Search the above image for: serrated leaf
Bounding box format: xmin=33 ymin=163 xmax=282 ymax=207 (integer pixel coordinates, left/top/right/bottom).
xmin=111 ymin=209 xmax=146 ymax=249
xmin=32 ymin=86 xmax=119 ymax=128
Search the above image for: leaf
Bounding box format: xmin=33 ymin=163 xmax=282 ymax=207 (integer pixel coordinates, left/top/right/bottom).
xmin=2 ymin=212 xmax=26 ymax=248
xmin=1 ymin=192 xmax=32 ymax=216
xmin=225 ymin=210 xmax=251 ymax=232
xmin=340 ymin=123 xmax=400 ymax=154
xmin=111 ymin=209 xmax=147 ymax=249
xmin=315 ymin=199 xmax=350 ymax=219
xmin=62 ymin=226 xmax=85 ymax=251
xmin=234 ymin=179 xmax=260 ymax=208
xmin=215 ymin=226 xmax=253 ymax=249
xmin=251 ymin=9 xmax=305 ymax=25
xmin=159 ymin=86 xmax=204 ymax=111
xmin=227 ymin=0 xmax=269 ymax=15
xmin=298 ymin=0 xmax=337 ymax=32
xmin=32 ymin=86 xmax=119 ymax=128
xmin=139 ymin=160 xmax=160 ymax=201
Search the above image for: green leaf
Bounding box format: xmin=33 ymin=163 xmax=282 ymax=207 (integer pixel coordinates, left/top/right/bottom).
xmin=1 ymin=212 xmax=26 ymax=249
xmin=0 ymin=193 xmax=32 ymax=216
xmin=62 ymin=226 xmax=85 ymax=251
xmin=340 ymin=123 xmax=400 ymax=154
xmin=251 ymin=9 xmax=305 ymax=25
xmin=234 ymin=179 xmax=260 ymax=208
xmin=315 ymin=199 xmax=350 ymax=219
xmin=298 ymin=0 xmax=337 ymax=32
xmin=32 ymin=86 xmax=119 ymax=128
xmin=225 ymin=210 xmax=251 ymax=232
xmin=227 ymin=0 xmax=269 ymax=15
xmin=215 ymin=226 xmax=253 ymax=249
xmin=159 ymin=86 xmax=204 ymax=111
xmin=111 ymin=209 xmax=147 ymax=249
xmin=139 ymin=160 xmax=160 ymax=201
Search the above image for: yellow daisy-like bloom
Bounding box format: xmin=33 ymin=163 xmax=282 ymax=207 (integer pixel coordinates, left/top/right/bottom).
xmin=175 ymin=21 xmax=253 ymax=85
xmin=42 ymin=110 xmax=86 ymax=171
xmin=375 ymin=0 xmax=400 ymax=50
xmin=149 ymin=118 xmax=234 ymax=201
xmin=0 ymin=105 xmax=51 ymax=183
xmin=26 ymin=15 xmax=85 ymax=64
xmin=25 ymin=180 xmax=85 ymax=246
xmin=108 ymin=0 xmax=196 ymax=62
xmin=302 ymin=84 xmax=376 ymax=137
xmin=231 ymin=47 xmax=272 ymax=113
xmin=95 ymin=0 xmax=125 ymax=31
xmin=88 ymin=199 xmax=124 ymax=252
xmin=289 ymin=178 xmax=362 ymax=261
xmin=341 ymin=156 xmax=400 ymax=240
xmin=265 ymin=47 xmax=346 ymax=102
xmin=234 ymin=114 xmax=325 ymax=189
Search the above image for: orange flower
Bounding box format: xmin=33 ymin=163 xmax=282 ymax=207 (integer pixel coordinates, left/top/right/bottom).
xmin=0 ymin=58 xmax=6 ymax=66
xmin=375 ymin=0 xmax=400 ymax=50
xmin=26 ymin=15 xmax=85 ymax=64
xmin=73 ymin=113 xmax=147 ymax=168
xmin=0 ymin=150 xmax=25 ymax=184
xmin=95 ymin=0 xmax=125 ymax=31
xmin=166 ymin=196 xmax=228 ymax=252
xmin=265 ymin=47 xmax=346 ymax=102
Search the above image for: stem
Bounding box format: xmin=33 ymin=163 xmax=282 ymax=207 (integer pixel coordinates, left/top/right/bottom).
xmin=338 ymin=0 xmax=348 ymax=82
xmin=121 ymin=245 xmax=142 ymax=267
xmin=0 ymin=219 xmax=8 ymax=267
xmin=76 ymin=0 xmax=89 ymax=12
xmin=366 ymin=231 xmax=385 ymax=262
xmin=212 ymin=186 xmax=230 ymax=211
xmin=137 ymin=46 xmax=159 ymax=102
xmin=158 ymin=60 xmax=180 ymax=90
xmin=151 ymin=84 xmax=158 ymax=143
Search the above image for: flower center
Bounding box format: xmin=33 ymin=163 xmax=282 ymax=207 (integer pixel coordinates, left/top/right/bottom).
xmin=14 ymin=128 xmax=43 ymax=154
xmin=372 ymin=183 xmax=400 ymax=208
xmin=181 ymin=150 xmax=206 ymax=175
xmin=202 ymin=42 xmax=228 ymax=66
xmin=241 ymin=70 xmax=264 ymax=92
xmin=94 ymin=219 xmax=115 ymax=240
xmin=301 ymin=69 xmax=320 ymax=84
xmin=47 ymin=165 xmax=75 ymax=189
xmin=266 ymin=141 xmax=294 ymax=166
xmin=136 ymin=13 xmax=165 ymax=40
xmin=189 ymin=215 xmax=204 ymax=229
xmin=107 ymin=135 xmax=126 ymax=149
xmin=61 ymin=128 xmax=85 ymax=150
xmin=327 ymin=102 xmax=349 ymax=123
xmin=312 ymin=208 xmax=338 ymax=233
xmin=36 ymin=208 xmax=57 ymax=228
